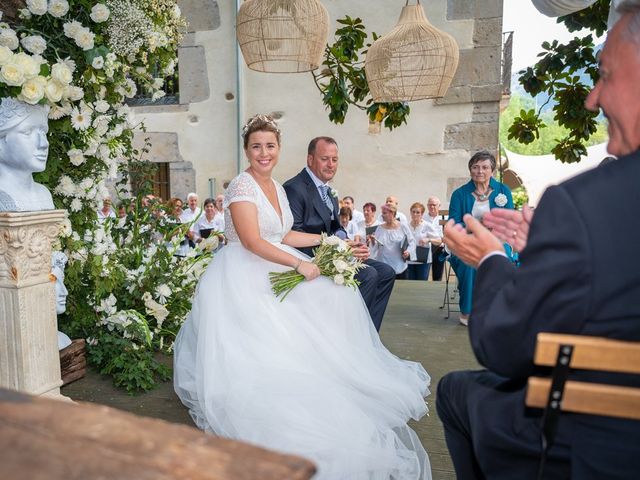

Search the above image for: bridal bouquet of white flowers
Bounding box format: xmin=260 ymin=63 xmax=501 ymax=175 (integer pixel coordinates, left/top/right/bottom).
xmin=269 ymin=234 xmax=364 ymax=301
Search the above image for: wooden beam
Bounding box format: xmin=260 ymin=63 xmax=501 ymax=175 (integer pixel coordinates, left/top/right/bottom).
xmin=0 ymin=388 xmax=316 ymax=480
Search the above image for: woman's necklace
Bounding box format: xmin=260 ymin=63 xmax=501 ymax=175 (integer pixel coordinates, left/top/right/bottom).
xmin=474 ymin=189 xmax=491 ymax=201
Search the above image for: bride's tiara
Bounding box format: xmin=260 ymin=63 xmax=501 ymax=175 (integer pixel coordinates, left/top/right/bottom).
xmin=241 ymin=114 xmax=281 ymax=138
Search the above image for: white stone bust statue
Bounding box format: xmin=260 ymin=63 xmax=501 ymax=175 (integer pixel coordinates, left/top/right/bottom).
xmin=51 ymin=251 xmax=72 ymax=351
xmin=0 ymin=97 xmax=54 ymax=212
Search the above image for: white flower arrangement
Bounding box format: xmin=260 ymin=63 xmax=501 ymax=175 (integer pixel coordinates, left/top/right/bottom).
xmin=495 ymin=193 xmax=508 ymax=207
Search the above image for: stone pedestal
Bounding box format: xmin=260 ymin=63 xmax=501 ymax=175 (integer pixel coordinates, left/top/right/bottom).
xmin=0 ymin=210 xmax=66 ymax=398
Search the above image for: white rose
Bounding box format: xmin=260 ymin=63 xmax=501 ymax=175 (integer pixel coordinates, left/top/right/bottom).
xmin=0 ymin=46 xmax=12 ymax=65
xmin=0 ymin=28 xmax=19 ymax=50
xmin=48 ymin=0 xmax=70 ymax=18
xmin=20 ymin=35 xmax=47 ymax=55
xmin=495 ymin=193 xmax=508 ymax=208
xmin=12 ymin=52 xmax=40 ymax=78
xmin=63 ymin=20 xmax=82 ymax=39
xmin=26 ymin=0 xmax=48 ymax=16
xmin=333 ymin=258 xmax=348 ymax=273
xmin=74 ymin=28 xmax=95 ymax=51
xmin=0 ymin=63 xmax=25 ymax=86
xmin=51 ymin=62 xmax=73 ymax=84
xmin=94 ymin=100 xmax=109 ymax=113
xmin=19 ymin=77 xmax=46 ymax=104
xmin=324 ymin=235 xmax=340 ymax=246
xmin=92 ymin=56 xmax=104 ymax=69
xmin=67 ymin=148 xmax=85 ymax=166
xmin=90 ymin=4 xmax=110 ymax=23
xmin=333 ymin=274 xmax=345 ymax=286
xmin=44 ymin=79 xmax=64 ymax=103
xmin=63 ymin=85 xmax=84 ymax=101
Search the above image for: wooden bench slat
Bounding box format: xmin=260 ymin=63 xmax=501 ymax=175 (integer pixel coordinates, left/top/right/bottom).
xmin=534 ymin=333 xmax=640 ymax=374
xmin=526 ymin=377 xmax=640 ymax=420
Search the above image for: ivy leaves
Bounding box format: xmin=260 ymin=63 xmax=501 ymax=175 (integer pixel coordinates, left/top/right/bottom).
xmin=509 ymin=0 xmax=608 ymax=163
xmin=312 ymin=16 xmax=410 ymax=131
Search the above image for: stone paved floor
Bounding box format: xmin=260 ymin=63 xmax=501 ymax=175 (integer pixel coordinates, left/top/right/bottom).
xmin=63 ymin=280 xmax=479 ymax=479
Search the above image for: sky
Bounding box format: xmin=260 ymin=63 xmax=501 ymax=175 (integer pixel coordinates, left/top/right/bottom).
xmin=502 ymin=1 xmax=606 ymax=71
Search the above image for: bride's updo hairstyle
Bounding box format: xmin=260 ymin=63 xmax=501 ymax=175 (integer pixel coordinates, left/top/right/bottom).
xmin=241 ymin=114 xmax=281 ymax=149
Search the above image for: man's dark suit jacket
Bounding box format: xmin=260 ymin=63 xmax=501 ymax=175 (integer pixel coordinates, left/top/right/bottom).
xmin=439 ymin=150 xmax=640 ymax=479
xmin=283 ymin=168 xmax=344 ymax=256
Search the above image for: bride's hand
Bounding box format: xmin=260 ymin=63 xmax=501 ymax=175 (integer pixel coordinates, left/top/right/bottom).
xmin=297 ymin=261 xmax=320 ymax=281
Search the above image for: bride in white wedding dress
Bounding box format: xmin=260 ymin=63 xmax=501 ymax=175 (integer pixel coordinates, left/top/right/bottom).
xmin=173 ymin=115 xmax=432 ymax=479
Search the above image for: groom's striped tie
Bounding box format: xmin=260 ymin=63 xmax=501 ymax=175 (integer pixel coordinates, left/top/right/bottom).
xmin=319 ymin=185 xmax=334 ymax=218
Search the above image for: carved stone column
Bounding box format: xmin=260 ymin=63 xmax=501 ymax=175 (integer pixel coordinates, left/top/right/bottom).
xmin=0 ymin=210 xmax=66 ymax=398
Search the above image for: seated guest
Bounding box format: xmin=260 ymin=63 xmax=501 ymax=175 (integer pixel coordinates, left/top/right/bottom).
xmin=191 ymin=197 xmax=225 ymax=243
xmin=377 ymin=195 xmax=408 ymax=225
xmin=423 ymin=196 xmax=445 ymax=281
xmin=338 ymin=206 xmax=360 ymax=241
xmin=407 ymin=202 xmax=431 ymax=281
xmin=371 ymin=204 xmax=416 ymax=279
xmin=448 ymin=150 xmax=513 ymax=326
xmin=97 ymin=196 xmax=115 ymax=222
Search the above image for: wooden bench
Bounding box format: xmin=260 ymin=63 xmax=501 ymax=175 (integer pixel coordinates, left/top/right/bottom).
xmin=526 ymin=333 xmax=640 ymax=479
xmin=0 ymin=387 xmax=316 ymax=480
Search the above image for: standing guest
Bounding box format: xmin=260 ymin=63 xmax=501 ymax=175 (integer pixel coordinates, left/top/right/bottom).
xmin=407 ymin=202 xmax=431 ymax=281
xmin=378 ymin=196 xmax=408 ymax=225
xmin=371 ymin=204 xmax=416 ymax=279
xmin=117 ymin=204 xmax=127 ymax=219
xmin=166 ymin=197 xmax=189 ymax=257
xmin=437 ymin=4 xmax=640 ymax=478
xmin=180 ymin=192 xmax=201 ymax=246
xmin=97 ymin=196 xmax=115 ymax=222
xmin=284 ymin=136 xmax=396 ymax=331
xmin=358 ymin=202 xmax=380 ymax=239
xmin=338 ymin=206 xmax=360 ymax=240
xmin=342 ymin=195 xmax=365 ymax=225
xmin=448 ymin=151 xmax=513 ymax=326
xmin=191 ymin=197 xmax=225 ymax=243
xmin=214 ymin=193 xmax=225 ymax=232
xmin=423 ymin=196 xmax=445 ymax=281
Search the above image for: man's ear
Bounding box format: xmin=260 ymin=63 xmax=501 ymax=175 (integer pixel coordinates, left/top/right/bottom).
xmin=306 ymin=154 xmax=313 ymax=167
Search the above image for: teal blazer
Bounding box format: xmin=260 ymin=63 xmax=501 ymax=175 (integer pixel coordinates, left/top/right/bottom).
xmin=448 ymin=177 xmax=514 ymax=315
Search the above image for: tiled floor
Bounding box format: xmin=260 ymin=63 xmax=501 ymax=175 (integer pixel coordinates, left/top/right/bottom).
xmin=63 ymin=280 xmax=479 ymax=479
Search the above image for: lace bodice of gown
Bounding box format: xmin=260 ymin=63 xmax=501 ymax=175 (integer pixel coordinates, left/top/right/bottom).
xmin=223 ymin=172 xmax=293 ymax=244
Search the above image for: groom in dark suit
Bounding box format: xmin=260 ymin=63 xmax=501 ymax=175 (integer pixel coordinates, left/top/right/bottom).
xmin=437 ymin=4 xmax=640 ymax=478
xmin=283 ymin=136 xmax=395 ymax=331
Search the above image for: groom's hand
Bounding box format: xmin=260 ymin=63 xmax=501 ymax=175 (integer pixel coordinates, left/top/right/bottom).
xmin=348 ymin=241 xmax=370 ymax=260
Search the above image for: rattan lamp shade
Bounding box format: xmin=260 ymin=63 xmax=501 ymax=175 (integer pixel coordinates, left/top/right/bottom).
xmin=236 ymin=0 xmax=329 ymax=73
xmin=365 ymin=1 xmax=459 ymax=102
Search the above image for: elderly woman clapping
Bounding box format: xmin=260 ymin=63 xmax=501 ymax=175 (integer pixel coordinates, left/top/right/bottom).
xmin=448 ymin=151 xmax=514 ymax=326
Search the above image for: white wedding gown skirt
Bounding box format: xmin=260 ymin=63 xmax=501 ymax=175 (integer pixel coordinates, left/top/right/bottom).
xmin=174 ymin=242 xmax=431 ymax=479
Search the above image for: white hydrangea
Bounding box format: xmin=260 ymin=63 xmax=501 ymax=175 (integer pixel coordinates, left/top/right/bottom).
xmin=48 ymin=0 xmax=70 ymax=18
xmin=26 ymin=0 xmax=48 ymax=16
xmin=67 ymin=148 xmax=85 ymax=166
xmin=20 ymin=35 xmax=47 ymax=55
xmin=0 ymin=28 xmax=19 ymax=51
xmin=90 ymin=4 xmax=110 ymax=23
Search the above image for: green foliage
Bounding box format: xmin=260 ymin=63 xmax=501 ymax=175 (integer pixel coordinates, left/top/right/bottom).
xmin=511 ymin=186 xmax=529 ymax=210
xmin=312 ymin=16 xmax=410 ymax=131
xmin=509 ymin=0 xmax=609 ymax=163
xmin=500 ymin=92 xmax=608 ymax=156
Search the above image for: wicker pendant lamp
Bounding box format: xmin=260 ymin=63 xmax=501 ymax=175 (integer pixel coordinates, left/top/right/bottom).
xmin=236 ymin=0 xmax=329 ymax=73
xmin=365 ymin=0 xmax=459 ymax=102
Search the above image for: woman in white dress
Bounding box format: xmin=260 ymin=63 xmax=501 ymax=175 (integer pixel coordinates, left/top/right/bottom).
xmin=174 ymin=115 xmax=431 ymax=479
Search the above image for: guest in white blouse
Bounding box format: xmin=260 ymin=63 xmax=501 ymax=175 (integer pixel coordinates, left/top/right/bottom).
xmin=407 ymin=202 xmax=431 ymax=281
xmin=357 ymin=202 xmax=380 ymax=240
xmin=214 ymin=194 xmax=225 ymax=231
xmin=97 ymin=196 xmax=116 ymax=222
xmin=191 ymin=197 xmax=225 ymax=243
xmin=342 ymin=196 xmax=365 ymax=225
xmin=371 ymin=204 xmax=416 ymax=279
xmin=422 ymin=196 xmax=445 ymax=281
xmin=377 ymin=195 xmax=408 ymax=225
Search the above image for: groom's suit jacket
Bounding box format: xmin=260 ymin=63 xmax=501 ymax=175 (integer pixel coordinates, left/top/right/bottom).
xmin=283 ymin=168 xmax=344 ymax=256
xmin=465 ymin=149 xmax=640 ymax=475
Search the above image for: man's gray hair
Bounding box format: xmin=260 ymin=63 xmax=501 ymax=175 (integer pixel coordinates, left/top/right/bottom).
xmin=187 ymin=192 xmax=198 ymax=200
xmin=617 ymin=0 xmax=640 ymax=44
